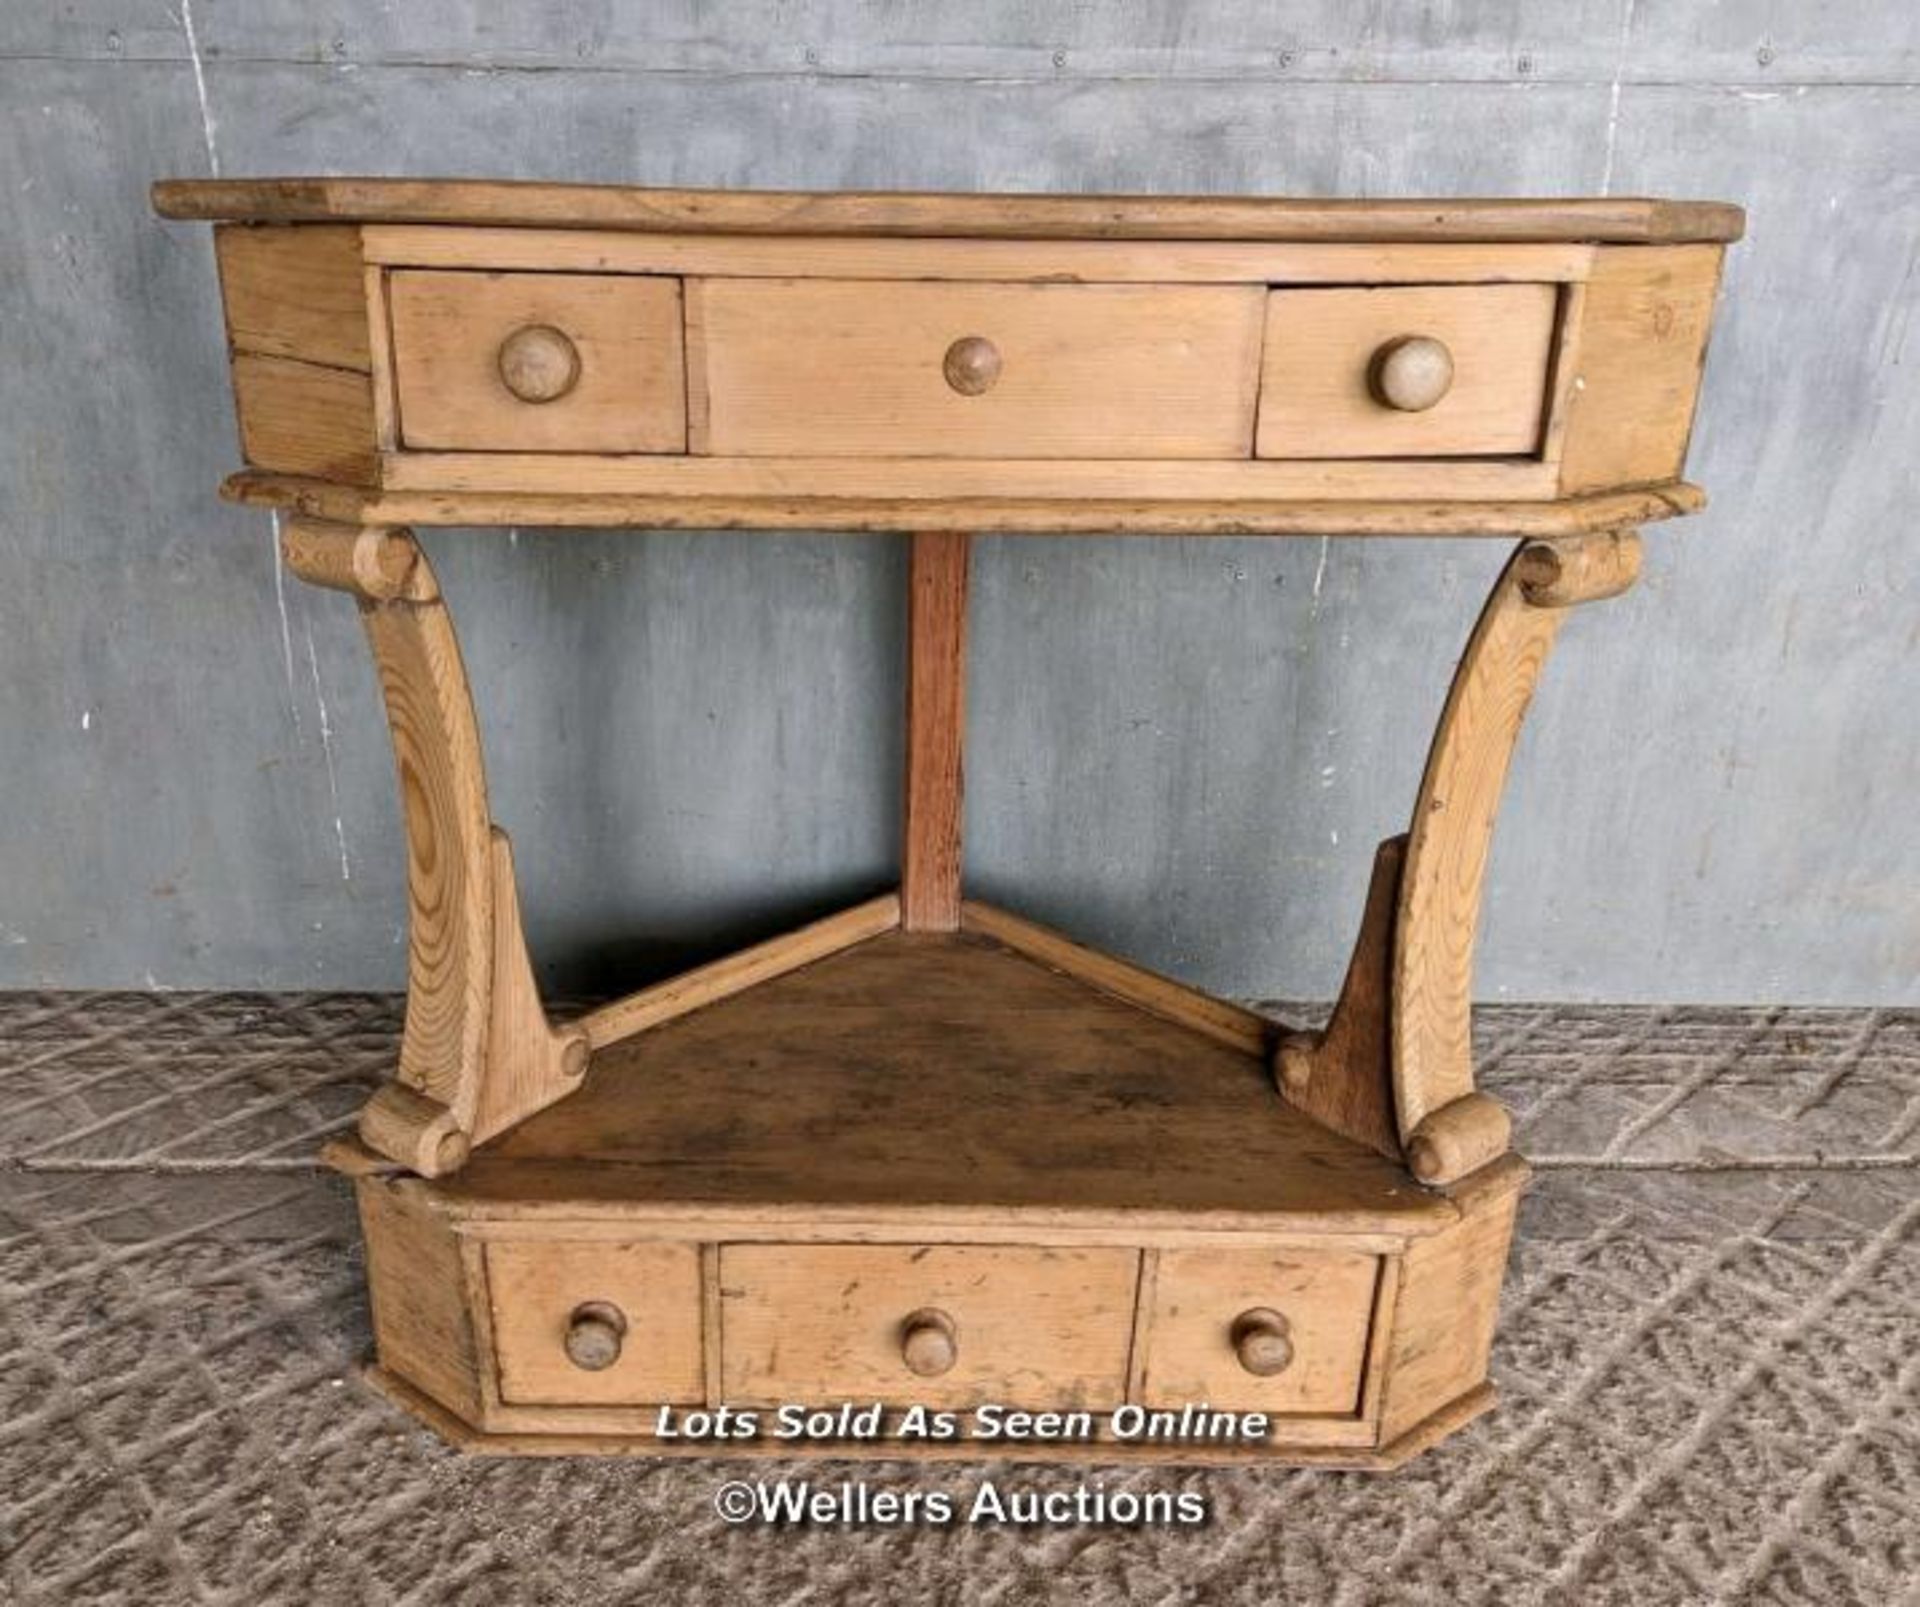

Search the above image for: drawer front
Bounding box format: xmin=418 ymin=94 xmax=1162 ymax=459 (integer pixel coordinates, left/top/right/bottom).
xmin=1256 ymin=284 xmax=1558 ymax=459
xmin=486 ymin=1240 xmax=704 ymax=1406
xmin=1138 ymin=1248 xmax=1380 ymax=1415
xmin=390 ymin=270 xmax=687 ymax=452
xmin=693 ymin=279 xmax=1265 ymax=459
xmin=719 ymin=1244 xmax=1137 ymax=1409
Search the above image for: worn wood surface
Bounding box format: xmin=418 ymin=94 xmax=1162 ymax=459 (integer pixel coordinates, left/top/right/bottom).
xmin=356 ymin=560 xmax=495 ymax=1141
xmin=229 ymin=352 xmax=378 ymax=482
xmin=469 ymin=830 xmax=591 ymax=1145
xmin=357 ymin=1180 xmax=482 ymax=1421
xmin=222 ymin=468 xmax=1709 ymax=536
xmin=1273 ymin=836 xmax=1407 ymax=1159
xmin=388 ymin=269 xmax=686 ymax=453
xmin=1391 ymin=544 xmax=1569 ymax=1142
xmin=1559 ymin=244 xmax=1725 ymax=493
xmin=375 ymin=451 xmax=1557 ymax=502
xmin=1258 ymin=284 xmax=1559 ymax=458
xmin=719 ymin=1244 xmax=1137 ymax=1410
xmin=360 ymin=227 xmax=1596 ymax=286
xmin=456 ymin=930 xmax=1440 ymax=1233
xmin=214 ymin=223 xmax=370 ymax=370
xmin=901 ymin=533 xmax=969 ymax=931
xmin=693 ymin=279 xmax=1264 ymax=459
xmin=1136 ymin=1247 xmax=1381 ymax=1418
xmin=154 ymin=180 xmax=1744 ymax=243
xmin=1376 ymin=1157 xmax=1528 ymax=1444
xmin=485 ymin=1239 xmax=704 ymax=1406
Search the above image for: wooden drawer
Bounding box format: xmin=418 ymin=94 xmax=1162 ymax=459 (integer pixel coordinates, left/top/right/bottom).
xmin=1136 ymin=1247 xmax=1381 ymax=1415
xmin=692 ymin=279 xmax=1265 ymax=459
xmin=485 ymin=1240 xmax=704 ymax=1406
xmin=719 ymin=1244 xmax=1137 ymax=1409
xmin=389 ymin=269 xmax=686 ymax=452
xmin=1256 ymin=284 xmax=1559 ymax=458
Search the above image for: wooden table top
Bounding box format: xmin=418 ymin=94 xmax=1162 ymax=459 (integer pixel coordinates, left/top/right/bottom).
xmin=153 ymin=177 xmax=1744 ymax=244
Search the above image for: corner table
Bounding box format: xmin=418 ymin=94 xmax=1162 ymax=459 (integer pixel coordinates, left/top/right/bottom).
xmin=155 ymin=179 xmax=1738 ymax=1467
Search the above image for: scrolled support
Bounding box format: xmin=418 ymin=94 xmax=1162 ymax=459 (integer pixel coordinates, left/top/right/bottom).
xmin=1386 ymin=527 xmax=1644 ymax=1182
xmin=283 ymin=518 xmax=591 ymax=1175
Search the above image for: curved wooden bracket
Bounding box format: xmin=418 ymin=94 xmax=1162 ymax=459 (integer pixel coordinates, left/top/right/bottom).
xmin=1276 ymin=529 xmax=1641 ymax=1186
xmin=282 ymin=518 xmax=588 ymax=1176
xmin=1391 ymin=528 xmax=1641 ymax=1177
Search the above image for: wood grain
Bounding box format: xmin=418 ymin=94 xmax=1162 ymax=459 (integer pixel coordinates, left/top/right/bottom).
xmin=485 ymin=1240 xmax=704 ymax=1406
xmin=469 ymin=829 xmax=591 ymax=1145
xmin=388 ymin=269 xmax=686 ymax=452
xmin=901 ymin=532 xmax=969 ymax=931
xmin=1258 ymin=283 xmax=1558 ymax=458
xmin=154 ymin=179 xmax=1745 ymax=243
xmin=223 ymin=467 xmax=1709 ymax=537
xmin=378 ymin=451 xmax=1559 ymax=503
xmin=1376 ymin=1156 xmax=1528 ymax=1444
xmin=1273 ymin=835 xmax=1407 ymax=1159
xmin=461 ymin=931 xmax=1436 ymax=1234
xmin=230 ymin=353 xmax=377 ymax=482
xmin=357 ymin=546 xmax=495 ymax=1135
xmin=1136 ymin=1247 xmax=1381 ymax=1417
xmin=1391 ymin=532 xmax=1640 ymax=1140
xmin=358 ymin=226 xmax=1596 ymax=286
xmin=694 ymin=279 xmax=1264 ymax=459
xmin=1391 ymin=545 xmax=1564 ymax=1140
xmin=1559 ymin=244 xmax=1724 ymax=492
xmin=718 ymin=1243 xmax=1138 ymax=1410
xmin=214 ymin=223 xmax=370 ymax=370
xmin=357 ymin=1180 xmax=483 ymax=1420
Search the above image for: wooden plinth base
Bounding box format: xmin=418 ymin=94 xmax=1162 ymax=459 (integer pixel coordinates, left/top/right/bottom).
xmin=340 ymin=916 xmax=1526 ymax=1470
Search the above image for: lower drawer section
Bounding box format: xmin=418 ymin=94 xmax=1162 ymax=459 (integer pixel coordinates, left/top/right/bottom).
xmin=719 ymin=1243 xmax=1138 ymax=1410
xmin=460 ymin=1230 xmax=1397 ymax=1439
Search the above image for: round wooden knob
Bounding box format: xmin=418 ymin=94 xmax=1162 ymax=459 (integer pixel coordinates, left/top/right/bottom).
xmin=943 ymin=336 xmax=1002 ymax=396
xmin=899 ymin=1307 xmax=958 ymax=1376
xmin=564 ymin=1301 xmax=627 ymax=1371
xmin=497 ymin=324 xmax=581 ymax=404
xmin=1230 ymin=1308 xmax=1294 ymax=1377
xmin=1369 ymin=335 xmax=1454 ymax=412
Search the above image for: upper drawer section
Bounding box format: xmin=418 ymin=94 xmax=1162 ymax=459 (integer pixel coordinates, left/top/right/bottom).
xmin=1257 ymin=284 xmax=1559 ymax=459
xmin=390 ymin=269 xmax=686 ymax=453
xmin=692 ymin=279 xmax=1265 ymax=459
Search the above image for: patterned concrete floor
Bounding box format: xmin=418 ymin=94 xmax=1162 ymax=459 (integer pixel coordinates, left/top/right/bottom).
xmin=0 ymin=993 xmax=1914 ymax=1604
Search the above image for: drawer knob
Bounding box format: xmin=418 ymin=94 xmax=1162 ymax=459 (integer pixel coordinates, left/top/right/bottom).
xmin=1230 ymin=1307 xmax=1294 ymax=1377
xmin=899 ymin=1307 xmax=959 ymax=1376
xmin=498 ymin=324 xmax=582 ymax=404
xmin=564 ymin=1300 xmax=627 ymax=1371
xmin=1369 ymin=335 xmax=1454 ymax=412
xmin=943 ymin=336 xmax=1002 ymax=396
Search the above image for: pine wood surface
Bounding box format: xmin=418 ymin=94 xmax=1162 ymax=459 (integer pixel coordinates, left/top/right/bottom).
xmin=692 ymin=279 xmax=1264 ymax=458
xmin=447 ymin=929 xmax=1448 ymax=1234
xmin=1257 ymin=283 xmax=1559 ymax=458
xmin=358 ymin=227 xmax=1598 ymax=285
xmin=155 ymin=179 xmax=1744 ymax=243
xmin=718 ymin=1244 xmax=1138 ymax=1410
xmin=389 ymin=269 xmax=686 ymax=452
xmin=220 ymin=467 xmax=1707 ymax=536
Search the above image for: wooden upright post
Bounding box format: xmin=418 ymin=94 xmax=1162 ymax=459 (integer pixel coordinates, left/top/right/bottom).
xmin=901 ymin=531 xmax=971 ymax=931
